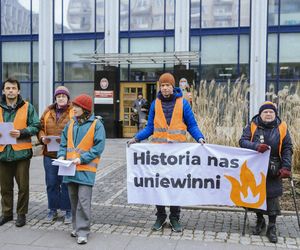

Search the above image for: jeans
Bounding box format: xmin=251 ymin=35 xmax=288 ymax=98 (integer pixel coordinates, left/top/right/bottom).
xmin=156 ymin=205 xmax=181 ymax=221
xmin=44 ymin=156 xmax=71 ymax=211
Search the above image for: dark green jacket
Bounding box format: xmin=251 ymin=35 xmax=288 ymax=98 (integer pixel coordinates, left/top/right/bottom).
xmin=0 ymin=95 xmax=41 ymax=162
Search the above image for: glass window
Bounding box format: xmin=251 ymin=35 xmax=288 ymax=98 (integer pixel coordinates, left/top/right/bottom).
xmin=280 ymin=0 xmax=300 ymax=25
xmin=33 ymin=41 xmax=39 ymax=81
xmin=64 ymin=40 xmax=94 ymax=81
xmin=96 ymin=39 xmax=105 ymax=53
xmin=130 ymin=0 xmax=163 ymax=30
xmin=130 ymin=37 xmax=164 ymax=53
xmin=201 ymin=35 xmax=238 ymax=80
xmin=54 ymin=41 xmax=62 ymax=81
xmin=63 ymin=0 xmax=95 ymax=33
xmin=165 ymin=0 xmax=175 ymax=29
xmin=96 ymin=0 xmax=105 ymax=32
xmin=120 ymin=0 xmax=129 ymax=31
xmin=120 ymin=38 xmax=129 ymax=53
xmin=165 ymin=37 xmax=174 ymax=52
xmin=267 ymin=34 xmax=277 ymax=79
xmin=32 ymin=82 xmax=39 ymax=112
xmin=2 ymin=42 xmax=31 ymax=81
xmin=20 ymin=83 xmax=31 ymax=102
xmin=54 ymin=0 xmax=62 ymax=33
xmin=239 ymin=35 xmax=250 ymax=77
xmin=60 ymin=82 xmax=94 ymax=99
xmin=268 ymin=0 xmax=279 ymax=26
xmin=191 ymin=0 xmax=200 ymax=28
xmin=279 ymin=33 xmax=300 ymax=79
xmin=190 ymin=36 xmax=200 ymax=51
xmin=202 ymin=0 xmax=239 ymax=28
xmin=240 ymin=0 xmax=250 ymax=26
xmin=32 ymin=0 xmax=39 ymax=34
xmin=1 ymin=0 xmax=31 ymax=34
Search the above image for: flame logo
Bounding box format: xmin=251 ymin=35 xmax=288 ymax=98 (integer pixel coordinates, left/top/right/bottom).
xmin=224 ymin=161 xmax=266 ymax=209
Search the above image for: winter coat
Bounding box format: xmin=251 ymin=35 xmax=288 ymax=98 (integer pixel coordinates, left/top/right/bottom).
xmin=239 ymin=115 xmax=293 ymax=198
xmin=0 ymin=95 xmax=40 ymax=162
xmin=132 ymin=98 xmax=148 ymax=121
xmin=57 ymin=114 xmax=106 ymax=186
xmin=135 ymin=87 xmax=204 ymax=142
xmin=38 ymin=102 xmax=73 ymax=158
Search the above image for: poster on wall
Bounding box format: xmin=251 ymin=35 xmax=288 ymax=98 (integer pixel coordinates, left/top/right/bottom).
xmin=94 ymin=90 xmax=114 ymax=104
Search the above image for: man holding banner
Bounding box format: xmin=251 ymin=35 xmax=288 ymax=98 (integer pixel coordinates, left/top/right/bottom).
xmin=239 ymin=101 xmax=293 ymax=243
xmin=127 ymin=72 xmax=205 ymax=232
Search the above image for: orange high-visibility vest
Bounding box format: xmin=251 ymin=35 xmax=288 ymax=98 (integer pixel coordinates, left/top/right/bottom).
xmin=250 ymin=121 xmax=287 ymax=157
xmin=0 ymin=102 xmax=32 ymax=152
xmin=66 ymin=119 xmax=100 ymax=173
xmin=43 ymin=107 xmax=74 ymax=134
xmin=152 ymin=97 xmax=187 ymax=143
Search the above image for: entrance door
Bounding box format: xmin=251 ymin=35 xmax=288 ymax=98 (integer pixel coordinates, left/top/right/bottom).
xmin=120 ymin=83 xmax=147 ymax=138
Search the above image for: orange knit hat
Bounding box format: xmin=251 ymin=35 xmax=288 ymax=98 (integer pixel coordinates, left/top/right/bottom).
xmin=158 ymin=73 xmax=175 ymax=87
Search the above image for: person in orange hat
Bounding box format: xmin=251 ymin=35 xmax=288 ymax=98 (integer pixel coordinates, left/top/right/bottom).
xmin=239 ymin=101 xmax=293 ymax=243
xmin=127 ymin=72 xmax=205 ymax=233
xmin=57 ymin=93 xmax=106 ymax=245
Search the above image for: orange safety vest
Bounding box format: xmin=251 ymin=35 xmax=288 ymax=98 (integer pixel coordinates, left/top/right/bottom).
xmin=250 ymin=121 xmax=287 ymax=157
xmin=43 ymin=107 xmax=74 ymax=135
xmin=152 ymin=97 xmax=187 ymax=143
xmin=0 ymin=102 xmax=32 ymax=152
xmin=66 ymin=119 xmax=100 ymax=173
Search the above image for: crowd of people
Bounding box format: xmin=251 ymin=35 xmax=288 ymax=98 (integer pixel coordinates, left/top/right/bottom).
xmin=0 ymin=73 xmax=294 ymax=245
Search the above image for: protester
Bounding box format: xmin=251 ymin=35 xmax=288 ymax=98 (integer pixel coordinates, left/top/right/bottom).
xmin=38 ymin=86 xmax=73 ymax=223
xmin=132 ymin=92 xmax=148 ymax=131
xmin=127 ymin=72 xmax=205 ymax=232
xmin=239 ymin=101 xmax=293 ymax=243
xmin=179 ymin=78 xmax=192 ymax=106
xmin=57 ymin=94 xmax=105 ymax=244
xmin=0 ymin=78 xmax=40 ymax=227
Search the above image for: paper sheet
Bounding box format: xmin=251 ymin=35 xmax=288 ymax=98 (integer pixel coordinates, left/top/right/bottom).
xmin=45 ymin=136 xmax=60 ymax=152
xmin=52 ymin=159 xmax=76 ymax=176
xmin=0 ymin=122 xmax=16 ymax=145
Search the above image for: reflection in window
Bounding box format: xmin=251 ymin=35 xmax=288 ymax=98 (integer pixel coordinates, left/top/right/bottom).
xmin=267 ymin=34 xmax=277 ymax=79
xmin=54 ymin=0 xmax=62 ymax=33
xmin=268 ymin=0 xmax=279 ymax=26
xmin=60 ymin=82 xmax=94 ymax=98
xmin=239 ymin=35 xmax=250 ymax=77
xmin=32 ymin=0 xmax=39 ymax=33
xmin=240 ymin=0 xmax=250 ymax=26
xmin=191 ymin=0 xmax=200 ymax=28
xmin=96 ymin=0 xmax=105 ymax=32
xmin=64 ymin=40 xmax=94 ymax=81
xmin=20 ymin=83 xmax=31 ymax=102
xmin=202 ymin=0 xmax=238 ymax=28
xmin=120 ymin=0 xmax=129 ymax=31
xmin=1 ymin=0 xmax=31 ymax=34
xmin=129 ymin=0 xmax=174 ymax=30
xmin=280 ymin=0 xmax=300 ymax=25
xmin=2 ymin=42 xmax=31 ymax=81
xmin=63 ymin=0 xmax=95 ymax=33
xmin=33 ymin=42 xmax=39 ymax=81
xmin=54 ymin=41 xmax=62 ymax=81
xmin=201 ymin=35 xmax=238 ymax=80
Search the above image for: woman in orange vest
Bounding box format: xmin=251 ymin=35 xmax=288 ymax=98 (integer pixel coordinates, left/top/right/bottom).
xmin=239 ymin=101 xmax=293 ymax=243
xmin=38 ymin=86 xmax=73 ymax=224
xmin=57 ymin=94 xmax=105 ymax=245
xmin=128 ymin=73 xmax=205 ymax=233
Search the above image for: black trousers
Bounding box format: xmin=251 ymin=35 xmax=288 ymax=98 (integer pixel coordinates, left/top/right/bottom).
xmin=156 ymin=205 xmax=180 ymax=220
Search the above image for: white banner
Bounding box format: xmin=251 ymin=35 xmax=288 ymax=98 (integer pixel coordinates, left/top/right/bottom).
xmin=127 ymin=143 xmax=270 ymax=210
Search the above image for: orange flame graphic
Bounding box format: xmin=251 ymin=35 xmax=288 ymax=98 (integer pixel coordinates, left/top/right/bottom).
xmin=224 ymin=160 xmax=266 ymax=209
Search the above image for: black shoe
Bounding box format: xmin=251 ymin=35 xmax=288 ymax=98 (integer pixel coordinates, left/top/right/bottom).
xmin=151 ymin=218 xmax=166 ymax=231
xmin=169 ymin=218 xmax=183 ymax=232
xmin=266 ymin=223 xmax=278 ymax=243
xmin=0 ymin=215 xmax=13 ymax=226
xmin=252 ymin=217 xmax=266 ymax=235
xmin=15 ymin=214 xmax=26 ymax=227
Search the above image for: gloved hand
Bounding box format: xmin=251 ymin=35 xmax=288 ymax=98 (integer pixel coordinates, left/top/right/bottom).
xmin=256 ymin=144 xmax=270 ymax=153
xmin=198 ymin=138 xmax=205 ymax=145
xmin=127 ymin=137 xmax=138 ymax=147
xmin=278 ymin=167 xmax=291 ymax=178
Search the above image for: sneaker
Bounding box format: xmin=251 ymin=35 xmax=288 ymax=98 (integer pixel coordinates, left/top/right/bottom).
xmin=151 ymin=218 xmax=166 ymax=231
xmin=0 ymin=215 xmax=13 ymax=226
xmin=46 ymin=210 xmax=58 ymax=223
xmin=15 ymin=214 xmax=26 ymax=227
xmin=169 ymin=218 xmax=183 ymax=232
xmin=77 ymin=236 xmax=88 ymax=244
xmin=70 ymin=230 xmax=77 ymax=237
xmin=64 ymin=211 xmax=72 ymax=224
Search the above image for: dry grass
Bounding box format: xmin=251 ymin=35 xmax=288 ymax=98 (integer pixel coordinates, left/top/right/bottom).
xmin=191 ymin=76 xmax=300 ymax=173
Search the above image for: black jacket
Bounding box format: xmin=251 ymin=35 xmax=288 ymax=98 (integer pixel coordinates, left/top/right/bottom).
xmin=239 ymin=115 xmax=293 ymax=198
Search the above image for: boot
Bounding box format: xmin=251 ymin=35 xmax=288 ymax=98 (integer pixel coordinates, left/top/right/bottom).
xmin=252 ymin=216 xmax=266 ymax=235
xmin=15 ymin=214 xmax=26 ymax=227
xmin=266 ymin=223 xmax=278 ymax=243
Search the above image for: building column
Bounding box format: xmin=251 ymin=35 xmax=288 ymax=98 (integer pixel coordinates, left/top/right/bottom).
xmin=250 ymin=0 xmax=268 ymax=118
xmin=105 ymin=0 xmax=119 ymax=54
xmin=38 ymin=0 xmax=53 ymax=116
xmin=175 ymin=0 xmax=190 ymax=53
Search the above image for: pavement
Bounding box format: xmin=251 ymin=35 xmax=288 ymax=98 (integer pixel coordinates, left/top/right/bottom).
xmin=0 ymin=139 xmax=299 ymax=249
